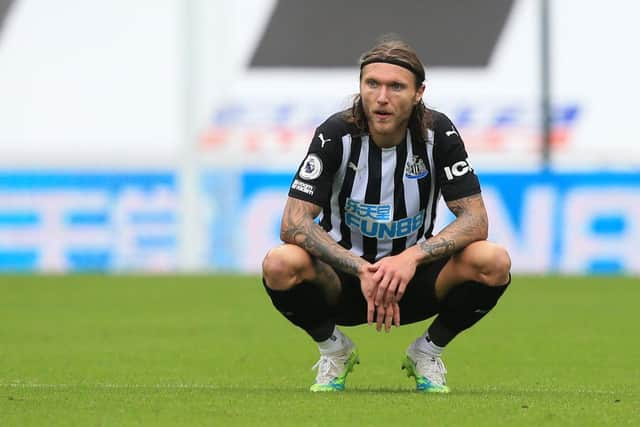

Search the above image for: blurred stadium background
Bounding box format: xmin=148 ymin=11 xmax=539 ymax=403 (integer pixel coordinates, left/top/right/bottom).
xmin=0 ymin=0 xmax=638 ymax=275
xmin=1 ymin=0 xmax=638 ymax=275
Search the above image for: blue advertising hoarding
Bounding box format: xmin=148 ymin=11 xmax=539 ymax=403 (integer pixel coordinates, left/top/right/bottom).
xmin=0 ymin=172 xmax=177 ymax=272
xmin=205 ymin=170 xmax=640 ymax=275
xmin=0 ymin=169 xmax=638 ymax=274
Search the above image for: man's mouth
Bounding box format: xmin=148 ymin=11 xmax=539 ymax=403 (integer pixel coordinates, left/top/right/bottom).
xmin=373 ymin=110 xmax=392 ymax=120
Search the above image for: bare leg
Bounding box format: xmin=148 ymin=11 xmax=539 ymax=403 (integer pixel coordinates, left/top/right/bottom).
xmin=434 ymin=240 xmax=512 ymax=300
xmin=421 ymin=241 xmax=512 ymax=347
xmin=262 ymin=243 xmax=342 ymax=305
xmin=262 ymin=244 xmax=342 ymax=341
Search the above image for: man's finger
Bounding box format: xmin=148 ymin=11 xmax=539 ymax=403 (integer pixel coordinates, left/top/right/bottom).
xmin=395 ymin=279 xmax=408 ymax=302
xmin=393 ymin=303 xmax=401 ymax=327
xmin=376 ymin=305 xmax=385 ymax=332
xmin=374 ymin=274 xmax=391 ymax=306
xmin=385 ymin=306 xmax=393 ymax=332
xmin=372 ymin=266 xmax=385 ymax=282
xmin=384 ymin=278 xmax=400 ymax=307
xmin=367 ymin=298 xmax=375 ymax=325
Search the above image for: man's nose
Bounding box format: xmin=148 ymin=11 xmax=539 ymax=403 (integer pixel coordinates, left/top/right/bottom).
xmin=376 ymin=87 xmax=389 ymax=103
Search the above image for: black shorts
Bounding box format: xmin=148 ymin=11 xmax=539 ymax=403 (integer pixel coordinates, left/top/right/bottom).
xmin=330 ymin=256 xmax=451 ymax=326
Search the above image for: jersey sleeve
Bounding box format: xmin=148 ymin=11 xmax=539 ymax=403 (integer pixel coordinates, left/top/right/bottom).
xmin=432 ymin=111 xmax=481 ymax=201
xmin=288 ymin=115 xmax=343 ymax=207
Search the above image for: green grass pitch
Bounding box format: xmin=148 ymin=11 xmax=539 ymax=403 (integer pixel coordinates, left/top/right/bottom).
xmin=1 ymin=275 xmax=639 ymax=426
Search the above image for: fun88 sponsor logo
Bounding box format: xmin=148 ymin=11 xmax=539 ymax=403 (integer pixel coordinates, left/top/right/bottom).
xmin=344 ymin=198 xmax=425 ymax=239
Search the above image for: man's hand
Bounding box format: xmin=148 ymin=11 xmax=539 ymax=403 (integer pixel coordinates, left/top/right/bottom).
xmin=375 ymin=301 xmax=401 ymax=332
xmin=369 ymin=252 xmax=417 ymax=308
xmin=357 ymin=264 xmax=379 ymax=326
xmin=358 ymin=263 xmax=401 ymax=331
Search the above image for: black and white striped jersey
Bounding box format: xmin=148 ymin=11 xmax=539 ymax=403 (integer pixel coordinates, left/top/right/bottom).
xmin=288 ymin=109 xmax=480 ymax=263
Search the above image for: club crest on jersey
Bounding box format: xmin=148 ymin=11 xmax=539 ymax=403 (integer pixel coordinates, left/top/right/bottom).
xmin=405 ymin=155 xmax=428 ymax=179
xmin=299 ymin=154 xmax=323 ymax=180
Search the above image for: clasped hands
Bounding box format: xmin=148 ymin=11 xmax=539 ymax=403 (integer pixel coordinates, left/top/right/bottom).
xmin=358 ymin=253 xmax=417 ymax=333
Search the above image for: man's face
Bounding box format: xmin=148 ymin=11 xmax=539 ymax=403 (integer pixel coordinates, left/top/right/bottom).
xmin=360 ymin=62 xmax=425 ymax=141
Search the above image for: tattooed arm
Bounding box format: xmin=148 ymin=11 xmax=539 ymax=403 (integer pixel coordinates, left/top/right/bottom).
xmin=281 ymin=196 xmax=385 ymax=325
xmin=280 ymin=196 xmax=368 ymax=276
xmin=370 ymin=193 xmax=488 ymax=307
xmin=414 ymin=193 xmax=488 ymax=264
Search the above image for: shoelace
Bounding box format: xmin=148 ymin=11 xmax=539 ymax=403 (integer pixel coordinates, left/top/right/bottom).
xmin=311 ymin=355 xmax=343 ymax=384
xmin=416 ymin=356 xmax=447 ymax=385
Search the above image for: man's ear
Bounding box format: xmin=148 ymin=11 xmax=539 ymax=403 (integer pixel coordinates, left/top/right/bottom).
xmin=415 ymin=83 xmax=426 ymax=103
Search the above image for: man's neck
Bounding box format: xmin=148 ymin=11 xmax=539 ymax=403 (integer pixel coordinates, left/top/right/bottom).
xmin=369 ymin=127 xmax=408 ymax=148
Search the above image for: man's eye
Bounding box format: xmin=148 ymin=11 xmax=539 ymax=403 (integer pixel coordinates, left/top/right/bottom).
xmin=367 ymin=80 xmax=378 ymax=88
xmin=391 ymin=83 xmax=403 ymax=90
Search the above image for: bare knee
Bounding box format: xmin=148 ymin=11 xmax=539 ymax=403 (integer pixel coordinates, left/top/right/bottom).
xmin=262 ymin=244 xmax=314 ymax=291
xmin=460 ymin=241 xmax=511 ymax=286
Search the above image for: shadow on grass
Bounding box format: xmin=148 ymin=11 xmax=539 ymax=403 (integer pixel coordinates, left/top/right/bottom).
xmin=2 ymin=383 xmax=634 ymax=399
xmin=223 ymin=386 xmax=634 ymax=399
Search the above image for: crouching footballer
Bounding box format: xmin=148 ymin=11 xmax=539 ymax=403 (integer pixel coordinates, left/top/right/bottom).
xmin=261 ymin=37 xmax=511 ymax=393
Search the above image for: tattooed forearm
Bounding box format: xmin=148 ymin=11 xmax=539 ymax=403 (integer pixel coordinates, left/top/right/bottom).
xmin=417 ymin=193 xmax=488 ymax=263
xmin=281 ymin=197 xmax=366 ymax=275
xmin=418 ymin=237 xmax=456 ymax=259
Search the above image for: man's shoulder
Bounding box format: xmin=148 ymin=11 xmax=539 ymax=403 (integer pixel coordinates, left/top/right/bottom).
xmin=427 ymin=108 xmax=454 ymax=133
xmin=427 ymin=108 xmax=463 ymax=146
xmin=317 ymin=110 xmax=360 ymax=138
xmin=426 ymin=108 xmax=468 ymax=161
